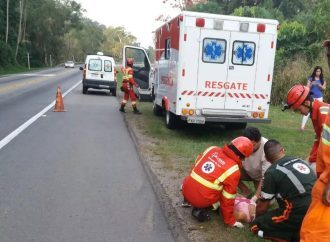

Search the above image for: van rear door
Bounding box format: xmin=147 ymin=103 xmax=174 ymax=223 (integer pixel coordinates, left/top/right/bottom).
xmin=225 ymin=32 xmax=259 ymax=111
xmin=196 ymin=29 xmax=230 ymax=110
xmin=86 ymin=57 xmax=103 ymax=81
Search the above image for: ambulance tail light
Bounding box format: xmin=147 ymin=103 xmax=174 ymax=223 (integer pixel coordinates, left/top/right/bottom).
xmin=259 ymin=112 xmax=265 ymax=118
xmin=252 ymin=112 xmax=259 ymax=118
xmin=181 ymin=109 xmax=200 ymax=116
xmin=257 ymin=23 xmax=266 ymax=33
xmin=114 ymin=67 xmax=117 ymax=83
xmin=196 ymin=18 xmax=205 ymax=27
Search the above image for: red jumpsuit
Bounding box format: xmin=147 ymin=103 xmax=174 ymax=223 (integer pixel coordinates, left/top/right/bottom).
xmin=300 ymin=109 xmax=330 ymax=241
xmin=121 ymin=66 xmax=138 ymax=105
xmin=309 ymin=100 xmax=330 ymax=165
xmin=182 ymin=145 xmax=241 ymax=226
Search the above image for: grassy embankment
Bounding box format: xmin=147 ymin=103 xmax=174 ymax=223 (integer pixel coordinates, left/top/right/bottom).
xmin=116 ymin=70 xmax=314 ymax=241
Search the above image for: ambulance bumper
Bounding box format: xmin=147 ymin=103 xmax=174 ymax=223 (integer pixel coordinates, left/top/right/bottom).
xmin=181 ymin=116 xmax=271 ymax=124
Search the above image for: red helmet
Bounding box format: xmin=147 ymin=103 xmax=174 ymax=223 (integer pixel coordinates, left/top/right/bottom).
xmin=231 ymin=136 xmax=253 ymax=158
xmin=126 ymin=58 xmax=134 ymax=66
xmin=285 ymin=85 xmax=310 ymax=110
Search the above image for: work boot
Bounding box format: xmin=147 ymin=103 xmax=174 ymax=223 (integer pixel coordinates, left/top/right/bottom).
xmin=133 ymin=106 xmax=142 ymax=114
xmin=191 ymin=207 xmax=211 ymax=222
xmin=119 ymin=104 xmax=126 ymax=113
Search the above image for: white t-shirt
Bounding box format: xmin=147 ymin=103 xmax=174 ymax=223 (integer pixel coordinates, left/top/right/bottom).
xmin=242 ymin=137 xmax=271 ymax=181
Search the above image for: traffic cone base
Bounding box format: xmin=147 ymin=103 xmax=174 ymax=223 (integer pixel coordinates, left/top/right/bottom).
xmin=53 ymin=86 xmax=66 ymax=112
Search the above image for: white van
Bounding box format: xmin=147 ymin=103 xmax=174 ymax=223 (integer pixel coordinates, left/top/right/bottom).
xmin=80 ymin=52 xmax=117 ymax=96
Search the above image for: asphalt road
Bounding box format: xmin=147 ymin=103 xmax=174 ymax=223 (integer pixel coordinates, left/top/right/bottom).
xmin=0 ymin=68 xmax=174 ymax=242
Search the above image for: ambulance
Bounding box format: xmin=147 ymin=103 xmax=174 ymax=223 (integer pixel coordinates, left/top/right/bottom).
xmin=123 ymin=11 xmax=278 ymax=129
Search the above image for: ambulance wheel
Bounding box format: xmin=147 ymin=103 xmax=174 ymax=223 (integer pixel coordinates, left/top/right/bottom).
xmin=82 ymin=85 xmax=87 ymax=94
xmin=225 ymin=122 xmax=247 ymax=130
xmin=165 ymin=111 xmax=181 ymax=129
xmin=153 ymin=102 xmax=163 ymax=116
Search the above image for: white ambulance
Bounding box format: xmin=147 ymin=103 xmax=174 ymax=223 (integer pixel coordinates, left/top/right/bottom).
xmin=123 ymin=11 xmax=278 ymax=129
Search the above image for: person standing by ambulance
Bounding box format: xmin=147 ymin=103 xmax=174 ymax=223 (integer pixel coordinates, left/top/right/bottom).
xmin=119 ymin=58 xmax=141 ymax=114
xmin=300 ymin=66 xmax=327 ymax=131
xmin=181 ymin=137 xmax=254 ymax=228
xmin=283 ymin=84 xmax=330 ymax=172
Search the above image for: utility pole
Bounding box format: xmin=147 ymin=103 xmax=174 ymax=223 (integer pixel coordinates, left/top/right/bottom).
xmin=27 ymin=52 xmax=30 ymax=70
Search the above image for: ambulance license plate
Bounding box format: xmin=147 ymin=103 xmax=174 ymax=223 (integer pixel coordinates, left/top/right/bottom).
xmin=187 ymin=116 xmax=205 ymax=124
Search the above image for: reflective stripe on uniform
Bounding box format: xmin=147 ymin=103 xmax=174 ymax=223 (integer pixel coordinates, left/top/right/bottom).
xmin=194 ymin=146 xmax=217 ymax=166
xmin=320 ymin=106 xmax=329 ymax=115
xmin=276 ymin=165 xmax=306 ymax=194
xmin=322 ymin=124 xmax=330 ymax=146
xmin=261 ymin=191 xmax=275 ymax=200
xmin=190 ymin=171 xmax=223 ymax=191
xmin=214 ymin=164 xmax=239 ymax=184
xmin=222 ymin=189 xmax=236 ymax=199
xmin=122 ymin=68 xmax=133 ymax=80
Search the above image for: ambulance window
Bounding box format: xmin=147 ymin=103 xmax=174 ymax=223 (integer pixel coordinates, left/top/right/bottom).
xmin=104 ymin=60 xmax=112 ymax=72
xmin=232 ymin=41 xmax=255 ymax=66
xmin=202 ymin=38 xmax=226 ymax=64
xmin=165 ymin=38 xmax=171 ymax=60
xmin=88 ymin=59 xmax=102 ymax=71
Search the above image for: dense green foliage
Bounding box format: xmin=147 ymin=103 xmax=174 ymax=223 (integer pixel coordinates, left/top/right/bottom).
xmin=0 ymin=0 xmax=138 ymax=69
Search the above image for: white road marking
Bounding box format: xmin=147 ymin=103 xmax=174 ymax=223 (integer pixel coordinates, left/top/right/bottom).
xmin=21 ymin=74 xmax=56 ymax=77
xmin=0 ymin=80 xmax=82 ymax=150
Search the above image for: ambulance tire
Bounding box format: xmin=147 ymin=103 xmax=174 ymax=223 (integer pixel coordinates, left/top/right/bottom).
xmin=153 ymin=102 xmax=163 ymax=116
xmin=82 ymin=85 xmax=88 ymax=94
xmin=110 ymin=88 xmax=116 ymax=96
xmin=225 ymin=122 xmax=247 ymax=130
xmin=165 ymin=111 xmax=181 ymax=129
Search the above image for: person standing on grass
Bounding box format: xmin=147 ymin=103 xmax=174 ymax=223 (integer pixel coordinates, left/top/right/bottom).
xmin=300 ymin=66 xmax=327 ymax=131
xmin=250 ymin=139 xmax=316 ymax=242
xmin=238 ymin=127 xmax=270 ymax=199
xmin=181 ymin=137 xmax=253 ymax=228
xmin=283 ymin=84 xmax=330 ymax=172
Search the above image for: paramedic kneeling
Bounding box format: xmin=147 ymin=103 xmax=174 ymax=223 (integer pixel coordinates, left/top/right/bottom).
xmin=250 ymin=139 xmax=316 ymax=242
xmin=182 ymin=136 xmax=253 ymax=228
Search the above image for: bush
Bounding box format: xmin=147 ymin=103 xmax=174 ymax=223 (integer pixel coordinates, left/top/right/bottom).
xmin=0 ymin=41 xmax=16 ymax=67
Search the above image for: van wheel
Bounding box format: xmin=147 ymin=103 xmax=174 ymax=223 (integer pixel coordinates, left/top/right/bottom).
xmin=82 ymin=85 xmax=87 ymax=94
xmin=111 ymin=88 xmax=116 ymax=96
xmin=153 ymin=102 xmax=163 ymax=116
xmin=165 ymin=111 xmax=181 ymax=129
xmin=225 ymin=122 xmax=247 ymax=130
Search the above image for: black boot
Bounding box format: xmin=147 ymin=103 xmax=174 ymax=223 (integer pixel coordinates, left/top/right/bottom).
xmin=119 ymin=103 xmax=126 ymax=113
xmin=191 ymin=207 xmax=211 ymax=222
xmin=133 ymin=106 xmax=142 ymax=114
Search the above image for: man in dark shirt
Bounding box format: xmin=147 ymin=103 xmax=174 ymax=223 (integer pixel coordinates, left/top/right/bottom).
xmin=250 ymin=140 xmax=316 ymax=242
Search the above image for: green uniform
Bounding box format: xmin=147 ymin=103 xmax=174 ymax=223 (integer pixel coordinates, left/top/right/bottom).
xmin=250 ymin=156 xmax=316 ymax=241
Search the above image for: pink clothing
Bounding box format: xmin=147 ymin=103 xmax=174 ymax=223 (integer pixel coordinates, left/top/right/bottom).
xmin=234 ymin=196 xmax=256 ymax=222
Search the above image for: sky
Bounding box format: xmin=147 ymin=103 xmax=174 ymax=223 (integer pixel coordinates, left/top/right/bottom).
xmin=75 ymin=0 xmax=181 ymax=48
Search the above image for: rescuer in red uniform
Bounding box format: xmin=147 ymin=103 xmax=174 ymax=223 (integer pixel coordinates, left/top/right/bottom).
xmin=119 ymin=58 xmax=141 ymax=114
xmin=181 ymin=136 xmax=254 ymax=228
xmin=283 ymin=84 xmax=329 ymax=173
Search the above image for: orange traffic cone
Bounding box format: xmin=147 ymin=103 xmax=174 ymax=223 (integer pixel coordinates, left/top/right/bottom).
xmin=53 ymin=86 xmax=66 ymax=112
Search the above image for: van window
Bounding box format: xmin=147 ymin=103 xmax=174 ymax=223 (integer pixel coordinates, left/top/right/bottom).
xmin=88 ymin=59 xmax=102 ymax=71
xmin=232 ymin=41 xmax=255 ymax=66
xmin=104 ymin=60 xmax=112 ymax=72
xmin=165 ymin=38 xmax=171 ymax=60
xmin=202 ymin=38 xmax=226 ymax=64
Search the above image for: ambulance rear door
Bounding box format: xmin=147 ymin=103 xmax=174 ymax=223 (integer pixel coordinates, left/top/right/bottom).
xmin=195 ymin=29 xmax=230 ymax=110
xmin=225 ymin=32 xmax=259 ymax=111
